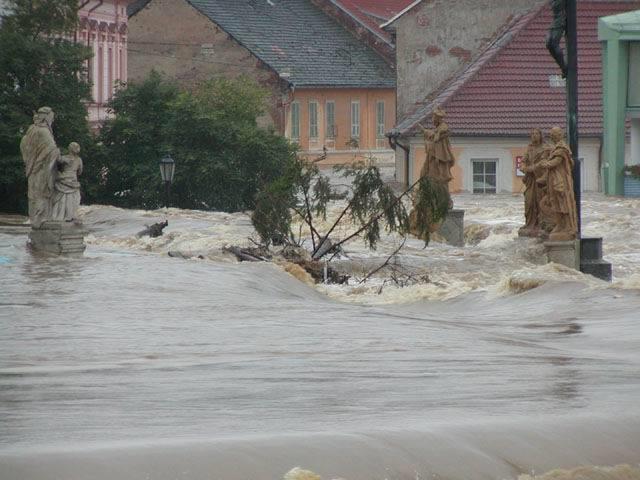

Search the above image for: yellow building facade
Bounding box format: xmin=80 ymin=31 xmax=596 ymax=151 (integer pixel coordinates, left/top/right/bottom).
xmin=286 ymin=88 xmax=396 ymax=166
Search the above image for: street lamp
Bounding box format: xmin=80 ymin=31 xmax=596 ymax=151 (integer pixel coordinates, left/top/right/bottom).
xmin=159 ymin=154 xmax=175 ymax=208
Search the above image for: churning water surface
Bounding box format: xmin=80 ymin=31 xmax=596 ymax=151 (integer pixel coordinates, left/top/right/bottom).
xmin=1 ymin=194 xmax=639 ymax=480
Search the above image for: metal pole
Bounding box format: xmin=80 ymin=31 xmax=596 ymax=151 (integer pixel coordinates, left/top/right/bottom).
xmin=165 ymin=181 xmax=171 ymax=208
xmin=566 ymin=0 xmax=581 ymax=235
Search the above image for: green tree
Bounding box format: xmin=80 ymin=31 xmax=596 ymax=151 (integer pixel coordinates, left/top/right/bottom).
xmin=92 ymin=73 xmax=296 ymax=211
xmin=0 ymin=0 xmax=92 ymax=214
xmin=251 ymin=158 xmax=451 ymax=257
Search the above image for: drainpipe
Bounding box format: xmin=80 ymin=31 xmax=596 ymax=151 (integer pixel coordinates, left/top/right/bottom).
xmin=388 ymin=132 xmax=410 ymax=186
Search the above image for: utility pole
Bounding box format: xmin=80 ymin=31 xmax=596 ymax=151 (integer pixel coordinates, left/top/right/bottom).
xmin=566 ymin=0 xmax=581 ymax=235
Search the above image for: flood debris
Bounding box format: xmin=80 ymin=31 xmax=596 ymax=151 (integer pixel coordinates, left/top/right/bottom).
xmin=137 ymin=220 xmax=168 ymax=238
xmin=224 ymin=245 xmax=349 ymax=285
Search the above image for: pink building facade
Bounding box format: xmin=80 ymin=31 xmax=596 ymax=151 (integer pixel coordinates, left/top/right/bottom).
xmin=77 ymin=0 xmax=133 ymax=125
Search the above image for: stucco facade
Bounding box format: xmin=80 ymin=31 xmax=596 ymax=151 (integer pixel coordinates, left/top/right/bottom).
xmin=388 ymin=0 xmax=542 ymax=117
xmin=78 ymin=0 xmax=133 ymax=125
xmin=396 ymin=136 xmax=603 ymax=193
xmin=287 ymin=88 xmax=396 ymax=166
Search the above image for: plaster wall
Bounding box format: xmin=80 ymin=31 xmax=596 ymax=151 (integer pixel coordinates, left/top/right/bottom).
xmin=127 ymin=0 xmax=285 ymax=129
xmin=400 ymin=136 xmax=602 ymax=193
xmin=393 ymin=0 xmax=542 ymax=117
xmin=288 ymin=88 xmax=396 ymax=166
xmin=78 ymin=0 xmax=132 ymax=125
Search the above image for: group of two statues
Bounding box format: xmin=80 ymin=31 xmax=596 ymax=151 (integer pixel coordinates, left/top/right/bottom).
xmin=21 ymin=107 xmax=83 ymax=228
xmin=519 ymin=126 xmax=578 ymax=241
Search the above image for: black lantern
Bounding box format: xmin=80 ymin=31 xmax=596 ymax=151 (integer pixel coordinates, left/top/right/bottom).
xmin=159 ymin=154 xmax=175 ymax=207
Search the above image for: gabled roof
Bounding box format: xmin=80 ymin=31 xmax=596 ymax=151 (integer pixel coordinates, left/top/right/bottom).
xmin=330 ymin=0 xmax=417 ymax=44
xmin=380 ymin=0 xmax=421 ymax=30
xmin=391 ymin=0 xmax=640 ymax=138
xmin=130 ymin=0 xmax=395 ymax=89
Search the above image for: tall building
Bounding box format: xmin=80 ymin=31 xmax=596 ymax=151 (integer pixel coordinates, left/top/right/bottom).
xmin=78 ymin=1 xmax=135 ymax=125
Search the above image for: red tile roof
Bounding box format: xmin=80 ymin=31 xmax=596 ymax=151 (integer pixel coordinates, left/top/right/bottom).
xmin=332 ymin=0 xmax=417 ymax=44
xmin=392 ymin=0 xmax=640 ymax=138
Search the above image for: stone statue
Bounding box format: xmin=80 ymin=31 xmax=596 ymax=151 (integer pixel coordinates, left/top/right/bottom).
xmin=409 ymin=106 xmax=458 ymax=240
xmin=539 ymin=127 xmax=577 ymax=241
xmin=418 ymin=106 xmax=455 ymax=186
xmin=518 ymin=129 xmax=547 ymax=237
xmin=20 ymin=107 xmax=60 ymax=228
xmin=546 ymin=0 xmax=568 ymax=78
xmin=51 ymin=142 xmax=83 ymax=222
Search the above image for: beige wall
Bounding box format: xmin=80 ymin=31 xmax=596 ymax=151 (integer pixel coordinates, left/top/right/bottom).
xmin=399 ymin=136 xmax=603 ymax=193
xmin=127 ymin=0 xmax=286 ymax=129
xmin=393 ymin=0 xmax=542 ymax=117
xmin=288 ymin=88 xmax=396 ymax=166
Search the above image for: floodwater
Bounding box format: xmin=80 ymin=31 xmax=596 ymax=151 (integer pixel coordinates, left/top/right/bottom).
xmin=1 ymin=194 xmax=639 ymax=480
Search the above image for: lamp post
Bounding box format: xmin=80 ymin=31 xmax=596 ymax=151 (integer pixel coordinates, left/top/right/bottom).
xmin=159 ymin=154 xmax=175 ymax=208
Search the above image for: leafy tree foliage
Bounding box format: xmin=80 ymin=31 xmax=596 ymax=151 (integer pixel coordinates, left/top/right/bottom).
xmin=0 ymin=0 xmax=92 ymax=214
xmin=251 ymin=157 xmax=451 ymax=257
xmin=90 ymin=73 xmax=296 ymax=211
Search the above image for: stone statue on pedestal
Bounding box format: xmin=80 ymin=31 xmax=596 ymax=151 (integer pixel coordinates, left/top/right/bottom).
xmin=539 ymin=127 xmax=578 ymax=241
xmin=409 ymin=106 xmax=464 ymax=245
xmin=20 ymin=107 xmax=60 ymax=228
xmin=20 ymin=107 xmax=86 ymax=254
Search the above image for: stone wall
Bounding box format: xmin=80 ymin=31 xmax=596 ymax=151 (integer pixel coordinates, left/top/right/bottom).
xmin=393 ymin=0 xmax=543 ymax=117
xmin=127 ymin=0 xmax=288 ymax=130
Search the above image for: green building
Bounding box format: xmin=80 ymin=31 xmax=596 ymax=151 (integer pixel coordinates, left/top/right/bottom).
xmin=599 ymin=9 xmax=640 ymax=195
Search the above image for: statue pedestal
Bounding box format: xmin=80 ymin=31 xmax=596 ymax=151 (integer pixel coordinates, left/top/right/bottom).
xmin=580 ymin=237 xmax=612 ymax=282
xmin=437 ymin=209 xmax=465 ymax=247
xmin=544 ymin=240 xmax=579 ymax=270
xmin=29 ymin=221 xmax=86 ymax=255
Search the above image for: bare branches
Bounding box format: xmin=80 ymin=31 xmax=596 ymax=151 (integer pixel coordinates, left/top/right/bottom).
xmin=358 ymin=238 xmax=406 ymax=285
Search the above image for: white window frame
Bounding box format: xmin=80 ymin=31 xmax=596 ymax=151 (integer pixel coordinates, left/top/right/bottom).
xmin=471 ymin=158 xmax=498 ymax=194
xmin=309 ymin=101 xmax=319 ymax=139
xmin=376 ymin=100 xmax=385 ymax=138
xmin=351 ymin=100 xmax=360 ymax=139
xmin=325 ymin=101 xmax=336 ymax=138
xmin=290 ymin=101 xmax=300 ymax=140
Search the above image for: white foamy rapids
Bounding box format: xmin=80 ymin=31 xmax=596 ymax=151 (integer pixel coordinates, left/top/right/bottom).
xmin=76 ymin=193 xmax=640 ymax=303
xmin=79 ymin=204 xmax=256 ymax=261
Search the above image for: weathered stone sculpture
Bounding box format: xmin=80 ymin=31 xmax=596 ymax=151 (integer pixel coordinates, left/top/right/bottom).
xmin=518 ymin=129 xmax=547 ymax=237
xmin=20 ymin=107 xmax=86 ymax=254
xmin=418 ymin=106 xmax=455 ymax=186
xmin=540 ymin=127 xmax=577 ymax=241
xmin=409 ymin=107 xmax=463 ymax=245
xmin=51 ymin=142 xmax=83 ymax=222
xmin=20 ymin=107 xmax=60 ymax=228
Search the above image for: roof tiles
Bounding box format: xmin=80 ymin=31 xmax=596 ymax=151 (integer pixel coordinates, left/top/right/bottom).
xmin=393 ymin=0 xmax=640 ymax=138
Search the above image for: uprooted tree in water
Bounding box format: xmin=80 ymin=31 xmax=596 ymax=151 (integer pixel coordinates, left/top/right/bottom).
xmin=244 ymin=156 xmax=451 ymax=285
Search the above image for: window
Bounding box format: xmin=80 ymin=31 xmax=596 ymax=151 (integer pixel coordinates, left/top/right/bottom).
xmin=376 ymin=101 xmax=385 ymax=137
xmin=309 ymin=101 xmax=318 ymax=138
xmin=629 ymin=42 xmax=640 ymax=107
xmin=351 ymin=101 xmax=360 ymax=138
xmin=291 ymin=102 xmax=300 ymax=139
xmin=472 ymin=159 xmax=497 ymax=194
xmin=326 ymin=101 xmax=336 ymax=138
